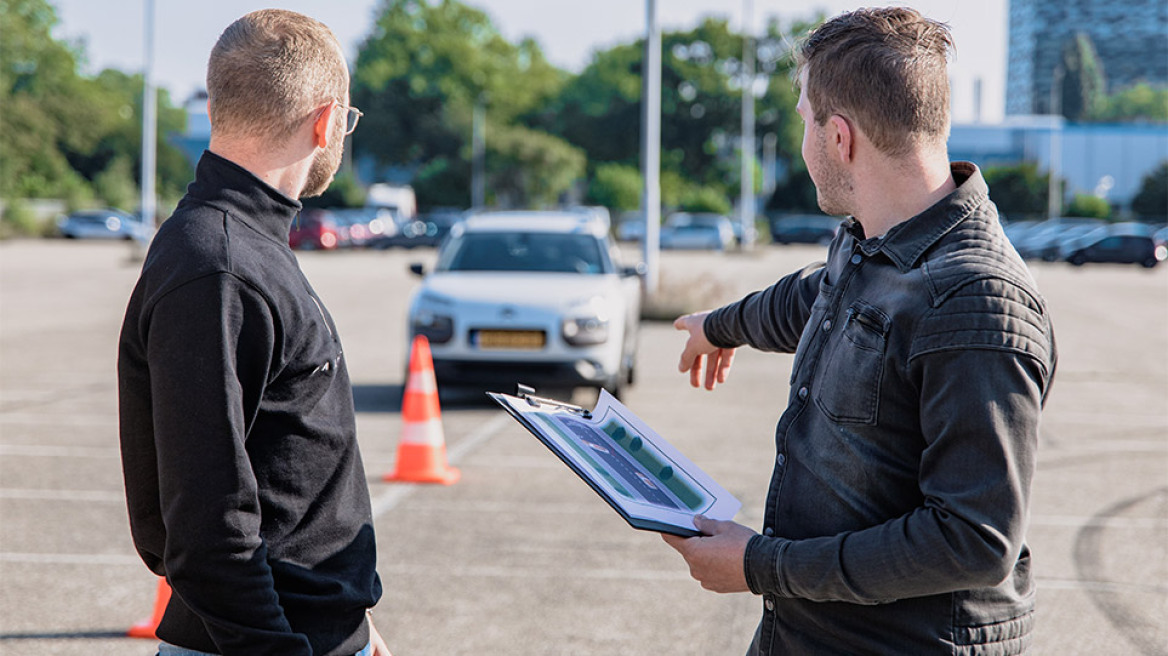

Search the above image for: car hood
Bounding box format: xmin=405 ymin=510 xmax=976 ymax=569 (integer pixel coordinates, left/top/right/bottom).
xmin=418 ymin=272 xmax=623 ymax=309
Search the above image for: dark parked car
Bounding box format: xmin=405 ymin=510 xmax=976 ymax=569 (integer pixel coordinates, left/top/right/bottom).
xmin=288 ymin=209 xmax=340 ymax=250
xmin=769 ymin=214 xmax=841 ymax=245
xmin=1064 ymin=233 xmax=1167 ymax=268
xmin=1010 ymin=217 xmax=1104 ymax=260
xmin=372 ymin=210 xmax=462 ymax=249
xmin=57 ymin=209 xmax=151 ymax=241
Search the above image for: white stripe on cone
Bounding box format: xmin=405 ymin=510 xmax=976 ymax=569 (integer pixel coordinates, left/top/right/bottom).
xmin=406 ymin=370 xmax=437 ymax=395
xmin=400 ymin=418 xmax=445 ymax=447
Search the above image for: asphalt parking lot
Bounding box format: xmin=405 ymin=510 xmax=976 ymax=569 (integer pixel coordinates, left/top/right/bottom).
xmin=1 ymin=239 xmax=1165 ymax=655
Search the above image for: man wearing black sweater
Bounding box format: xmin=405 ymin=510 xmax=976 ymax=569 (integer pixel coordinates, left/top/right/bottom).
xmin=118 ymin=10 xmax=387 ymax=655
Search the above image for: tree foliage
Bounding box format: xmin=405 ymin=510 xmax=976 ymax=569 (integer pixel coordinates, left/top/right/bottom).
xmin=1091 ymin=84 xmax=1168 ymax=123
xmin=984 ymin=163 xmax=1052 ymax=219
xmin=587 ymin=163 xmax=642 ymax=212
xmin=1131 ymin=161 xmax=1167 ymax=219
xmin=1058 ymin=32 xmax=1106 ymax=122
xmin=0 ymin=0 xmax=191 ymax=209
xmin=537 ymin=16 xmax=808 ymax=206
xmin=352 ymin=0 xmax=580 ymax=208
xmin=1065 ymin=193 xmax=1111 ymax=219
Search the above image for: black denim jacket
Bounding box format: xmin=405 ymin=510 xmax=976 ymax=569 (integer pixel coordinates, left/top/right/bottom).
xmin=705 ymin=163 xmax=1056 ymax=655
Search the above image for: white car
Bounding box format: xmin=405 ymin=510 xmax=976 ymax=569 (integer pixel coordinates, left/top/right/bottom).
xmin=660 ymin=212 xmax=735 ymax=251
xmin=407 ymin=212 xmax=643 ymax=396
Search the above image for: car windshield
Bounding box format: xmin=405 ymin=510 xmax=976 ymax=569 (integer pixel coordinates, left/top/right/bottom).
xmin=438 ymin=231 xmax=611 ymax=274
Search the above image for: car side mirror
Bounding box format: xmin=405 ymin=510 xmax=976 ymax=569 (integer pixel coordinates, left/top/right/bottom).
xmin=621 ymin=262 xmax=649 ymax=278
xmin=409 ymin=262 xmax=425 ymax=277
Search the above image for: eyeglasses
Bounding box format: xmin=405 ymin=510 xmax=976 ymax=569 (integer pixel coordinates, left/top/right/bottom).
xmin=334 ymin=100 xmax=363 ymax=135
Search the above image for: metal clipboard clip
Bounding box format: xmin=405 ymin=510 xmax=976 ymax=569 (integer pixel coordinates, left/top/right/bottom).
xmin=516 ymin=384 xmax=592 ymax=419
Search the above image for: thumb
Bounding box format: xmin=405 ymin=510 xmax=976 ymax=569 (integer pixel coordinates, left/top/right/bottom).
xmin=693 ymin=514 xmax=720 ymax=535
xmin=673 ymin=314 xmax=690 ymax=331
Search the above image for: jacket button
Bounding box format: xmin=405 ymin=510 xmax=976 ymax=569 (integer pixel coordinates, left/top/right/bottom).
xmin=797 ymin=386 xmax=808 ymax=400
xmin=765 ymin=598 xmax=775 ymax=612
xmin=764 ymin=527 xmax=774 ymax=536
xmin=777 ymin=453 xmax=786 ymax=467
xmin=851 ymin=254 xmax=862 ymax=265
xmin=822 ymin=319 xmax=832 ymax=331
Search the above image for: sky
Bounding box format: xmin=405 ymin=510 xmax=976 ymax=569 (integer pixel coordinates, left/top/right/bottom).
xmin=49 ymin=0 xmax=1008 ymax=124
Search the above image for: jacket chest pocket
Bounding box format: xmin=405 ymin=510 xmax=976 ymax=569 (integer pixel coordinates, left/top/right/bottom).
xmin=815 ymin=300 xmax=889 ymax=424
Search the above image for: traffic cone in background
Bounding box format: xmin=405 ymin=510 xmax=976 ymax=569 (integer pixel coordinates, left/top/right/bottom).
xmin=384 ymin=336 xmax=461 ymax=485
xmin=127 ymin=577 xmax=171 ymax=639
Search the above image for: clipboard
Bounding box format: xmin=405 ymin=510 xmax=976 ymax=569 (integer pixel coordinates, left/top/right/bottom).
xmin=489 ymin=385 xmax=741 ymax=537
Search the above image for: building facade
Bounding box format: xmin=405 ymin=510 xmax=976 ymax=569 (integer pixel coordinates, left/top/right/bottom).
xmin=1006 ymin=0 xmax=1168 ymax=116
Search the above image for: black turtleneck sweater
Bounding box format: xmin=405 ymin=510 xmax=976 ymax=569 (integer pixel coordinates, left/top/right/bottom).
xmin=118 ymin=151 xmax=381 ymax=655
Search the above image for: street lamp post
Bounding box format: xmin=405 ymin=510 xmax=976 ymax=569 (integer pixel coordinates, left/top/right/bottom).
xmin=641 ymin=0 xmax=661 ymax=296
xmin=1047 ymin=65 xmax=1064 ymax=219
xmin=739 ymin=0 xmax=756 ymax=250
xmin=140 ymin=0 xmax=157 ymax=239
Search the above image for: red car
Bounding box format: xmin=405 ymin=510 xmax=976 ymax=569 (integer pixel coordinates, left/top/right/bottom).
xmin=289 ymin=209 xmax=340 ymax=250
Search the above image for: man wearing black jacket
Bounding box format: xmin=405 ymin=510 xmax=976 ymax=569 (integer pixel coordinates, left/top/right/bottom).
xmin=118 ymin=10 xmax=388 ymax=655
xmin=664 ymin=8 xmax=1056 ymax=655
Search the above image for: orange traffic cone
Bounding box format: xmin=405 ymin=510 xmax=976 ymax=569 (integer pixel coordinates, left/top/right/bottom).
xmin=127 ymin=577 xmax=171 ymax=639
xmin=384 ymin=336 xmax=460 ymax=485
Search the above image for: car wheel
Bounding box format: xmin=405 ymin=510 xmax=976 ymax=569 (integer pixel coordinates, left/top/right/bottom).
xmin=1142 ymin=257 xmax=1157 ymax=269
xmin=1069 ymin=253 xmax=1086 ymax=266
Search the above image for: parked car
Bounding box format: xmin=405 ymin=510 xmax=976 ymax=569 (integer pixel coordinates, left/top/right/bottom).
xmin=1011 ymin=217 xmax=1104 ymax=260
xmin=330 ymin=208 xmax=382 ymax=248
xmin=660 ymin=213 xmax=735 ymax=251
xmin=57 ymin=209 xmax=151 ymax=241
xmin=1063 ymin=230 xmax=1167 ymax=268
xmin=614 ymin=212 xmax=646 ymax=242
xmin=769 ymin=214 xmax=841 ymax=245
xmin=1154 ymin=226 xmax=1168 ymax=247
xmin=406 ymin=211 xmax=642 ymax=396
xmin=373 ymin=210 xmax=462 ymax=249
xmin=288 ymin=209 xmax=340 ymax=250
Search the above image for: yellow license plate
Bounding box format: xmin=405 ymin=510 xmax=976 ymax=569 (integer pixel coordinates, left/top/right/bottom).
xmin=476 ymin=330 xmax=546 ymax=350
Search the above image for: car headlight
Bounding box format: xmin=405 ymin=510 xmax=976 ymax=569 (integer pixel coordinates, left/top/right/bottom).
xmin=562 ymin=295 xmax=613 ymax=346
xmin=562 ymin=316 xmax=609 ymax=345
xmin=411 ymin=310 xmax=454 ymax=344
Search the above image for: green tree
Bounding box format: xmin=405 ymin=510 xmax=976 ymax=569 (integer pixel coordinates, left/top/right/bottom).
xmin=1065 ymin=193 xmax=1111 ymax=219
xmin=984 ymin=163 xmax=1052 ymax=219
xmin=539 ymin=16 xmax=810 ymax=204
xmin=0 ymin=0 xmax=191 ymax=205
xmin=0 ymin=0 xmax=94 ymax=198
xmin=1058 ymin=32 xmax=1106 ymax=121
xmin=586 ymin=163 xmax=642 ymax=212
xmin=678 ymin=185 xmax=731 ymax=214
xmin=1091 ymin=84 xmax=1168 ymax=122
xmin=352 ymin=0 xmax=578 ymax=207
xmin=485 ymin=123 xmax=586 ymax=208
xmin=92 ymin=155 xmax=138 ymax=210
xmin=1131 ymin=161 xmax=1167 ymax=219
xmin=766 ymin=168 xmax=819 ymax=213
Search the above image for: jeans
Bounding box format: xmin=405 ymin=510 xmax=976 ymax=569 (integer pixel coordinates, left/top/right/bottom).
xmin=158 ymin=641 xmax=373 ymax=656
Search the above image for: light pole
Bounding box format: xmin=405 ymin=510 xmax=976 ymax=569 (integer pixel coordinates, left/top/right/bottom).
xmin=140 ymin=0 xmax=157 ymax=239
xmin=472 ymin=94 xmax=486 ymax=210
xmin=1047 ymin=64 xmax=1064 ymax=219
xmin=641 ymin=0 xmax=661 ymax=296
xmin=739 ymin=0 xmax=756 ymax=250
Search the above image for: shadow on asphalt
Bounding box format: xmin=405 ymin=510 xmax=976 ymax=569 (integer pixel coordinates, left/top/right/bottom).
xmin=351 ymin=383 xmax=506 ymax=413
xmin=0 ymin=631 xmax=129 ymax=641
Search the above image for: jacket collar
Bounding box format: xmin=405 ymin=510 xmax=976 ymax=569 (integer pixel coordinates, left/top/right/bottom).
xmin=186 ymin=150 xmax=303 ymax=244
xmin=847 ymin=162 xmax=990 ymax=272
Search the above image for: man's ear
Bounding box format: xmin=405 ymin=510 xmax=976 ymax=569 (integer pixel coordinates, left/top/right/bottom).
xmin=827 ymin=114 xmax=854 ymax=164
xmin=312 ymin=102 xmax=336 ymax=149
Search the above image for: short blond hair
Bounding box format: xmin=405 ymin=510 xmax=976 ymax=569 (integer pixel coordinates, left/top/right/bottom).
xmin=207 ymin=9 xmax=348 ymax=141
xmin=795 ymin=7 xmax=954 ymax=157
